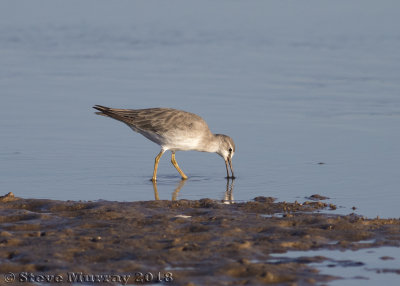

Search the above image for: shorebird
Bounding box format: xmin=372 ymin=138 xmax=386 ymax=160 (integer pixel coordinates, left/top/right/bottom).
xmin=93 ymin=105 xmax=235 ymax=181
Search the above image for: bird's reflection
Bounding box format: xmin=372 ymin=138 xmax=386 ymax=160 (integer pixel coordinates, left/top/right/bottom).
xmin=152 ymin=179 xmax=187 ymax=200
xmin=223 ymin=178 xmax=235 ymax=204
xmin=152 ymin=178 xmax=235 ymax=202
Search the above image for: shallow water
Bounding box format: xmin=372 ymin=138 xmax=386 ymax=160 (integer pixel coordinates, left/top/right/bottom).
xmin=1 ymin=0 xmax=400 ymax=219
xmin=270 ymin=246 xmax=400 ymax=286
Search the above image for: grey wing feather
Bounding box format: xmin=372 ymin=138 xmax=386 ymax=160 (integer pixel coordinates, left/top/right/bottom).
xmin=93 ymin=105 xmax=205 ymax=134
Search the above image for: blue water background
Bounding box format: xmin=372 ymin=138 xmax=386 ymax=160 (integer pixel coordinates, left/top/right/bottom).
xmin=1 ymin=0 xmax=400 ymax=219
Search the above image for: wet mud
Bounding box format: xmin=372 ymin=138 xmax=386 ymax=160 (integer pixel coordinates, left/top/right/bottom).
xmin=0 ymin=192 xmax=399 ymax=285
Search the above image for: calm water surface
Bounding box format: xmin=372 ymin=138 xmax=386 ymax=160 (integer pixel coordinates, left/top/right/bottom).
xmin=1 ymin=1 xmax=400 ymax=220
xmin=270 ymin=246 xmax=400 ymax=286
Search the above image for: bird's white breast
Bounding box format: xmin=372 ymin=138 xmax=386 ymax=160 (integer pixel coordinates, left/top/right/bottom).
xmin=164 ymin=134 xmax=202 ymax=151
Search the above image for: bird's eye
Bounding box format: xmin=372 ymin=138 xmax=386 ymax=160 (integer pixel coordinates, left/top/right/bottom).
xmin=228 ymin=148 xmax=233 ymax=152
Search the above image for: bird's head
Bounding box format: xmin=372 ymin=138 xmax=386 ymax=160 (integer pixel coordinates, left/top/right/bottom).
xmin=215 ymin=134 xmax=235 ymax=178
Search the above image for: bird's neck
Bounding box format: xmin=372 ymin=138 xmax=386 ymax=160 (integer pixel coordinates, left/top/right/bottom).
xmin=198 ymin=134 xmax=220 ymax=153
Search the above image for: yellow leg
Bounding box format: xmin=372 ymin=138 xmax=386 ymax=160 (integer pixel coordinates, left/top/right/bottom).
xmin=152 ymin=180 xmax=160 ymax=200
xmin=171 ymin=152 xmax=188 ymax=180
xmin=152 ymin=150 xmax=165 ymax=181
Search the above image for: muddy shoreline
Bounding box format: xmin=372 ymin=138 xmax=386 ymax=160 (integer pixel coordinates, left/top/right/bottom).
xmin=0 ymin=192 xmax=399 ymax=285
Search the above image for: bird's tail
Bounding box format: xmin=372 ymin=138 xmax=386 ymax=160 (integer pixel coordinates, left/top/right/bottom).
xmin=93 ymin=105 xmax=127 ymax=123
